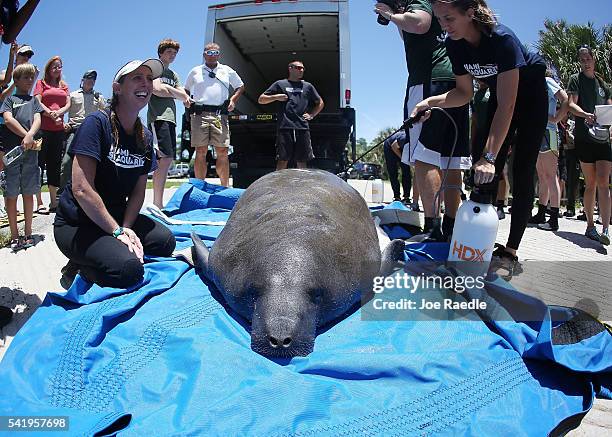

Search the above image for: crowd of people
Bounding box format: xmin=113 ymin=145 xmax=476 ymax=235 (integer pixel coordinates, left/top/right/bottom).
xmin=375 ymin=0 xmax=612 ymax=267
xmin=0 ymin=0 xmax=611 ymax=291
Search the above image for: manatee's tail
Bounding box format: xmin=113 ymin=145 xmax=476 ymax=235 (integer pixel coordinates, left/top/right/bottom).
xmin=379 ymin=239 xmax=405 ymax=277
xmin=191 ymin=231 xmax=210 ymax=275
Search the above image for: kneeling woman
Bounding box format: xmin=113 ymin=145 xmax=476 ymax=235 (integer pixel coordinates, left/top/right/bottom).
xmin=54 ymin=59 xmax=176 ymax=289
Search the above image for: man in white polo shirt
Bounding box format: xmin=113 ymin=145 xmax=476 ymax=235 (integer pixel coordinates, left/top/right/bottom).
xmin=184 ymin=42 xmax=244 ymax=187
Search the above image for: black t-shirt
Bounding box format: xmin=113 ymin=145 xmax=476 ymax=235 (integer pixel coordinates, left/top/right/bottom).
xmin=445 ymin=24 xmax=546 ymax=91
xmin=55 ymin=110 xmax=157 ymax=225
xmin=264 ymin=79 xmax=321 ymax=130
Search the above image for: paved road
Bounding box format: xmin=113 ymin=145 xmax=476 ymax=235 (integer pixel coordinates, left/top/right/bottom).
xmin=0 ymin=179 xmax=610 ymax=435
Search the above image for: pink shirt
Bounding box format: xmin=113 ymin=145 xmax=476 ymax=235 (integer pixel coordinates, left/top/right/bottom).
xmin=34 ymin=80 xmax=69 ymax=132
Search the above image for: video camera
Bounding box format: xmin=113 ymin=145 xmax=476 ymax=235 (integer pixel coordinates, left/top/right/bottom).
xmin=375 ymin=0 xmax=400 ymax=26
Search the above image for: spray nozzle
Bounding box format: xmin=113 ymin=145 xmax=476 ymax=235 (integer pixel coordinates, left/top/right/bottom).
xmin=402 ymin=110 xmax=429 ymax=130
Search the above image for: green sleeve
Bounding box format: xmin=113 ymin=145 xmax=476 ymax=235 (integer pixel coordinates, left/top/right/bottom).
xmin=566 ymin=74 xmax=579 ymax=95
xmin=407 ymin=0 xmax=432 ymax=15
xmin=174 ymin=70 xmax=182 ymax=88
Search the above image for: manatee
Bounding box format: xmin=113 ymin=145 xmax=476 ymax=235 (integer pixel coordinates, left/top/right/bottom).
xmin=191 ymin=169 xmax=404 ymax=358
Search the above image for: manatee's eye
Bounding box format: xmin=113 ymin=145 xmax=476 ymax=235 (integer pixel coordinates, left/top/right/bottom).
xmin=309 ymin=288 xmax=323 ymax=305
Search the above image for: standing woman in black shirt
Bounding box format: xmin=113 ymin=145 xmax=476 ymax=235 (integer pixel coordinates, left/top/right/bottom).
xmin=412 ymin=0 xmax=548 ymax=263
xmin=54 ymin=59 xmax=176 ymax=289
xmin=567 ymin=46 xmax=611 ymax=246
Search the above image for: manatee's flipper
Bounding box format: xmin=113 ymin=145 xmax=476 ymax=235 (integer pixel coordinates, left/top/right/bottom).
xmin=379 ymin=239 xmax=405 ymax=277
xmin=191 ymin=231 xmax=210 ymax=275
xmin=173 ymin=247 xmax=194 ymax=266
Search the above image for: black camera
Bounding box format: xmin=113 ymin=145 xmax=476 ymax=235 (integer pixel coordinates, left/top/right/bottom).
xmin=375 ymin=0 xmax=399 ymax=26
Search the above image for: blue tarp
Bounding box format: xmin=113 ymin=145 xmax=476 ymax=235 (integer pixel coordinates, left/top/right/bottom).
xmin=0 ymin=179 xmax=610 ymax=436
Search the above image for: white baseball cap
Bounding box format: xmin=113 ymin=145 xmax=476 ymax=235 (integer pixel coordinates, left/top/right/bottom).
xmin=17 ymin=45 xmax=34 ymax=56
xmin=113 ymin=58 xmax=163 ymax=83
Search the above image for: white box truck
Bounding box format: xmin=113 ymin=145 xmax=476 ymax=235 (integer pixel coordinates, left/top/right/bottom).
xmin=196 ymin=0 xmax=355 ymax=187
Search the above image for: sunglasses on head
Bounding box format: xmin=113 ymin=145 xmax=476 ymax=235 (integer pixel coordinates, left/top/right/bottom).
xmin=204 ymin=50 xmax=220 ymax=56
xmin=289 ymin=65 xmax=304 ymax=71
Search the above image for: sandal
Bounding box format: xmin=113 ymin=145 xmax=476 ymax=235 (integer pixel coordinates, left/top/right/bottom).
xmin=36 ymin=205 xmax=50 ymax=215
xmin=9 ymin=238 xmax=22 ymax=252
xmin=21 ymin=235 xmax=35 ymax=249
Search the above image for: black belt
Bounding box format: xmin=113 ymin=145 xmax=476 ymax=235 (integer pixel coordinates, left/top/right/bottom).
xmin=192 ymin=103 xmax=228 ymax=115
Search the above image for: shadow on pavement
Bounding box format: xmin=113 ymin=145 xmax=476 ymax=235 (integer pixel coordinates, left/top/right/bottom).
xmin=555 ymin=231 xmax=608 ymax=255
xmin=0 ymin=286 xmax=43 ymax=340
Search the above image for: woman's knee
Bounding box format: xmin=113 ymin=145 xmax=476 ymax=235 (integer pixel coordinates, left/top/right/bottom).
xmin=145 ymin=226 xmax=176 ymax=257
xmin=107 ymin=258 xmax=145 ymax=288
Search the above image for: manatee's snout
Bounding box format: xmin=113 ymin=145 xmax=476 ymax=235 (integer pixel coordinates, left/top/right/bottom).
xmin=251 ymin=299 xmax=316 ymax=358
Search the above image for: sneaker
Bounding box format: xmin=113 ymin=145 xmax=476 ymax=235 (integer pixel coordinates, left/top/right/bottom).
xmin=577 ymin=212 xmax=587 ymax=221
xmin=601 ymin=229 xmax=610 ymax=246
xmin=563 ymin=210 xmax=575 ymax=218
xmin=491 ymin=244 xmax=521 ymax=279
xmin=585 ymin=227 xmax=605 ymax=244
xmin=392 ymin=197 xmax=401 ymax=203
xmin=497 ymin=207 xmax=506 ymax=220
xmin=60 ymin=261 xmax=81 ymax=290
xmin=411 ymin=202 xmax=421 ymax=212
xmin=538 ymin=220 xmax=559 ymax=232
xmin=528 ymin=214 xmax=546 ymax=225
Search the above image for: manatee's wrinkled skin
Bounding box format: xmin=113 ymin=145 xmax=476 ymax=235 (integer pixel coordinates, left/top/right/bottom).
xmin=193 ymin=169 xmax=393 ymax=358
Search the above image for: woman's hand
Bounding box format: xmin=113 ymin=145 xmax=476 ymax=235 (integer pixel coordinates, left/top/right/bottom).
xmin=473 ymin=158 xmax=496 ymax=185
xmin=117 ymin=228 xmax=144 ymax=263
xmin=410 ymin=100 xmax=432 ymax=124
xmin=584 ymin=112 xmax=595 ymax=125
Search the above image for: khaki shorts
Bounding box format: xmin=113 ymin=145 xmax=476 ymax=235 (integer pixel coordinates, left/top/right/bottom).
xmin=190 ymin=113 xmax=230 ymax=148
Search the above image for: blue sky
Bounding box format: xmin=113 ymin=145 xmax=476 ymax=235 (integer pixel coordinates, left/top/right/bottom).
xmin=5 ymin=0 xmax=611 ymax=143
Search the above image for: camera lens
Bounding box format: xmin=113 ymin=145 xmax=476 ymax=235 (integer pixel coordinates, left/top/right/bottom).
xmin=377 ymin=14 xmax=390 ymax=25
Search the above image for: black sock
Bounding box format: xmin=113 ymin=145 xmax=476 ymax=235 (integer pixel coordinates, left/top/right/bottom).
xmin=424 ymin=217 xmax=441 ymax=233
xmin=550 ymin=207 xmax=559 ymax=225
xmin=442 ymin=215 xmax=455 ymax=241
xmin=536 ymin=203 xmax=546 ymax=218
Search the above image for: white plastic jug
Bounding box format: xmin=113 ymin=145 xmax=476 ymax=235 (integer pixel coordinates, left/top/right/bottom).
xmin=448 ymin=191 xmax=499 ymax=278
xmin=371 ymin=178 xmax=384 ymax=203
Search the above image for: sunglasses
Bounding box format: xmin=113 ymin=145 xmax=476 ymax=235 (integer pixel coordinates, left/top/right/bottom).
xmin=204 ymin=50 xmax=220 ymax=56
xmin=289 ymin=65 xmax=304 ymax=71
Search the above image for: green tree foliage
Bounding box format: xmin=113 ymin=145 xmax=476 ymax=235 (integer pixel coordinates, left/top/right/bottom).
xmin=366 ymin=127 xmax=399 ymax=179
xmin=535 ymin=19 xmax=612 ymax=87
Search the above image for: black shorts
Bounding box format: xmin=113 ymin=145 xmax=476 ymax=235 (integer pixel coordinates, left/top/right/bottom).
xmin=408 ymin=80 xmax=471 ymax=169
xmin=575 ymin=139 xmax=612 ymax=163
xmin=276 ymin=129 xmax=314 ymax=162
xmin=153 ymin=120 xmax=176 ymax=159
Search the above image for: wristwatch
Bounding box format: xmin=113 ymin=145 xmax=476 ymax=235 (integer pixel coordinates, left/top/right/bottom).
xmin=482 ymin=152 xmax=496 ymax=165
xmin=112 ymin=227 xmax=125 ymax=238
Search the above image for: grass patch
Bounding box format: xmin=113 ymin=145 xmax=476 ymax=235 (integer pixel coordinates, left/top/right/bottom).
xmin=0 ymin=229 xmax=10 ymax=248
xmin=146 ymin=180 xmax=185 ymax=190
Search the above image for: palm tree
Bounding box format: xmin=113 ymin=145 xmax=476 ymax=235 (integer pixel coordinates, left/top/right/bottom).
xmin=535 ymin=19 xmax=612 ymax=87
